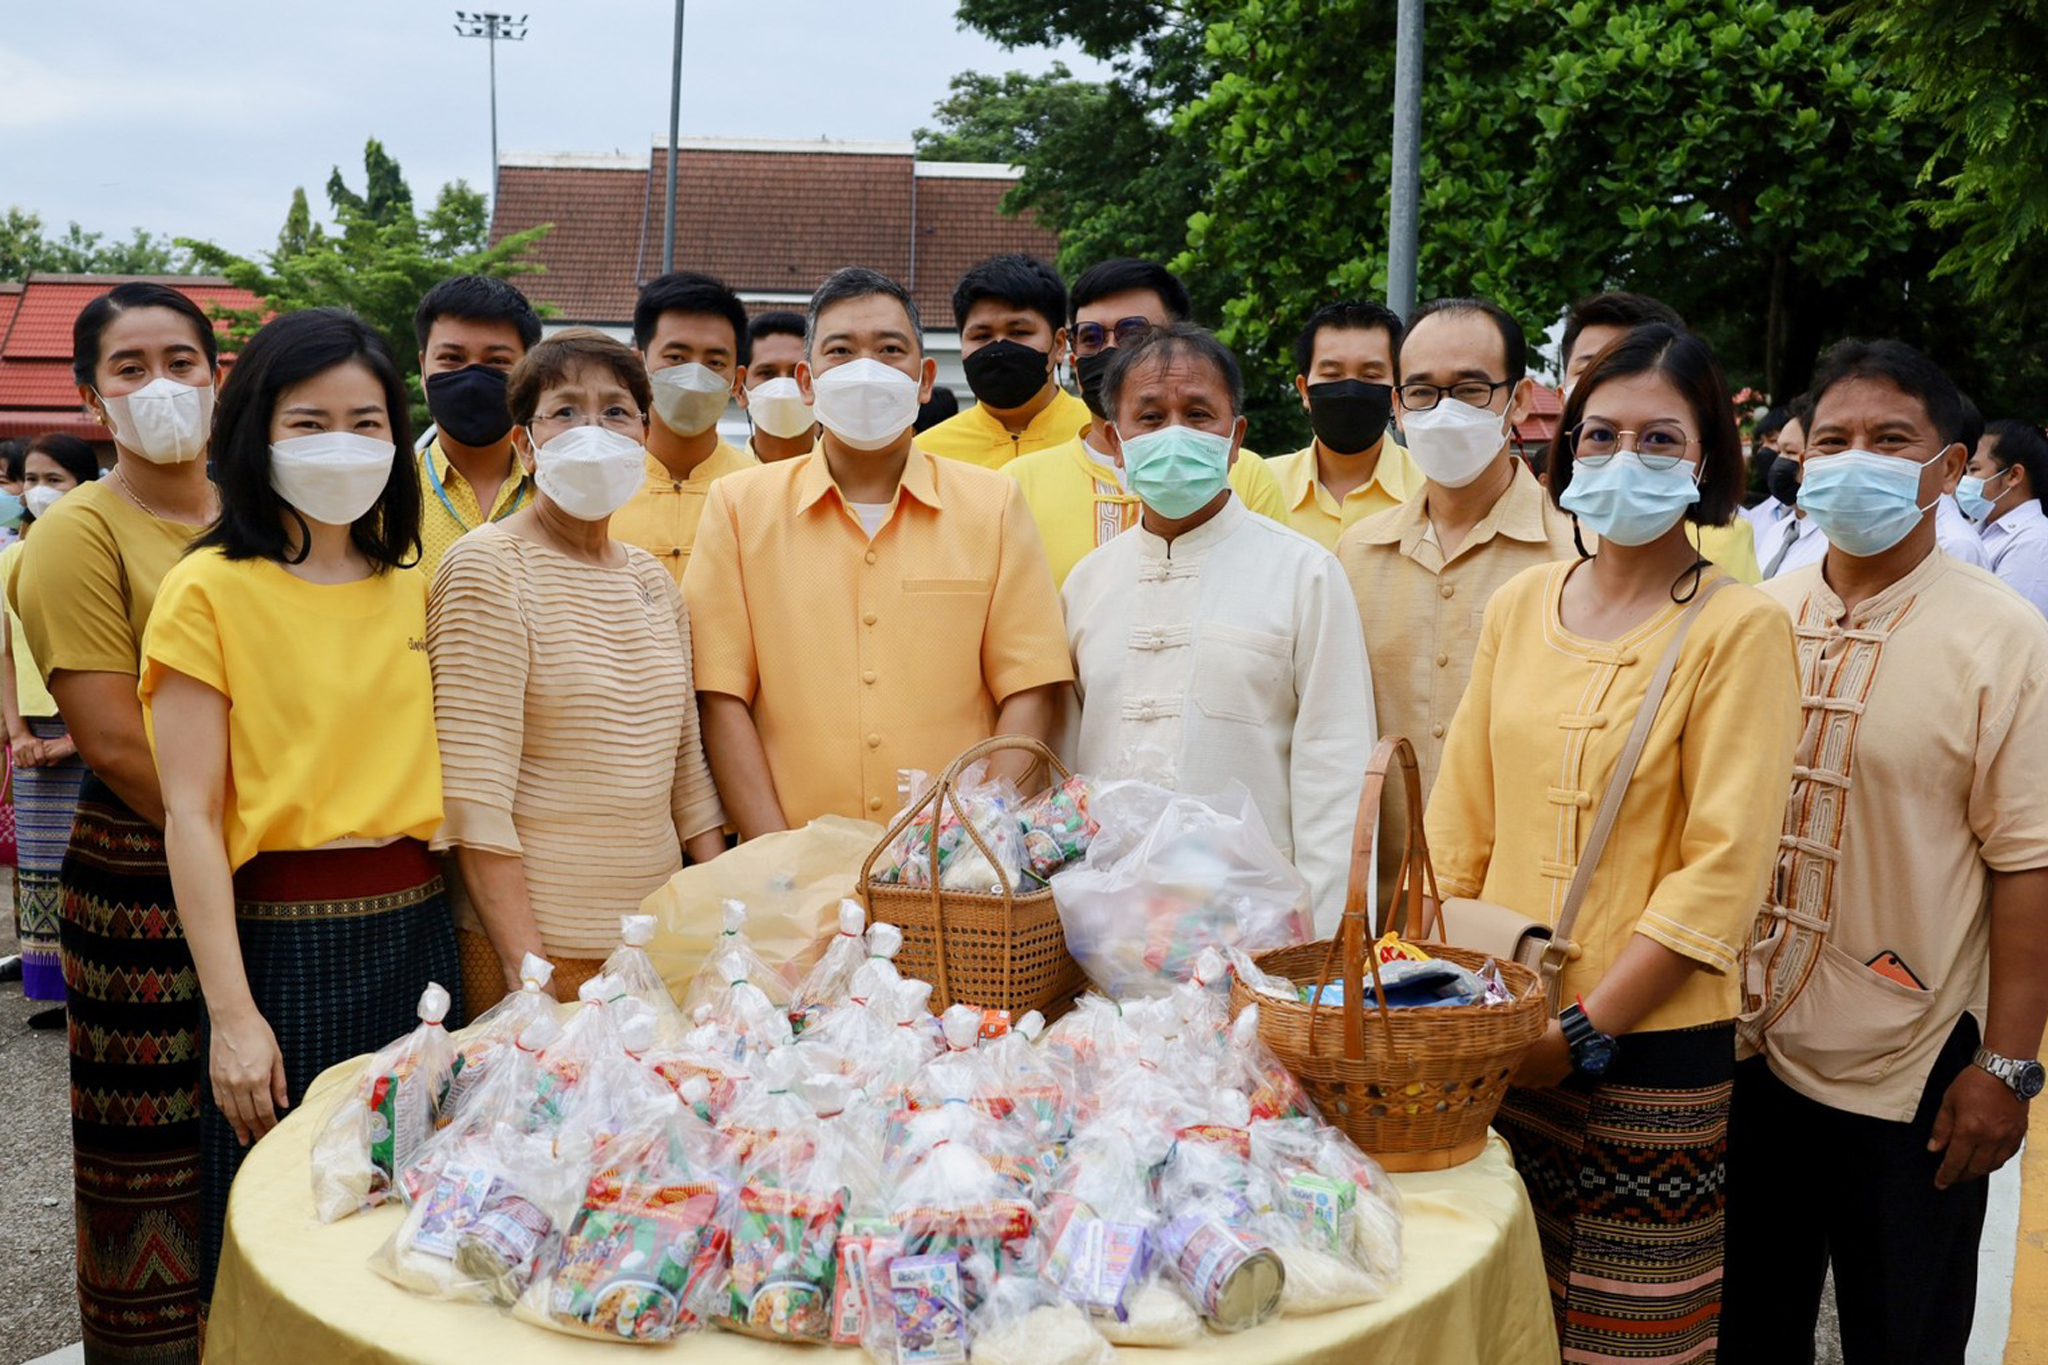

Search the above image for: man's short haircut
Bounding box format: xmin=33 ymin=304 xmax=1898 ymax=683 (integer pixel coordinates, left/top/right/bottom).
xmin=806 ymin=267 xmax=923 ymax=356
xmin=506 ymin=327 xmax=653 ymax=426
xmin=1101 ymin=322 xmax=1243 ymax=420
xmin=412 ymin=274 xmax=542 ymax=352
xmin=951 ymin=254 xmax=1067 ymax=333
xmin=1068 ymin=258 xmax=1192 ymax=327
xmin=749 ymin=310 xmax=806 ymax=345
xmin=1293 ymin=299 xmax=1405 ymax=377
xmin=1786 ymin=391 xmax=1815 ymax=429
xmin=1957 ymin=392 xmax=1985 ymax=456
xmin=633 ymin=270 xmax=752 ymax=365
xmin=1559 ymin=291 xmax=1685 ymax=373
xmin=1984 ymin=418 xmax=2048 ymax=511
xmin=1396 ymin=296 xmax=1527 ymax=384
xmin=1754 ymin=407 xmax=1789 ymax=442
xmin=1808 ymin=337 xmax=1968 ymax=447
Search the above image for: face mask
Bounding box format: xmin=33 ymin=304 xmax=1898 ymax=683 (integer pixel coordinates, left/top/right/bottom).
xmin=1116 ymin=423 xmax=1234 ymax=520
xmin=1955 ymin=469 xmax=2006 ymax=522
xmin=1400 ymin=395 xmax=1508 ymax=488
xmin=0 ymin=491 xmax=22 ymax=529
xmin=268 ymin=432 xmax=397 ymax=527
xmin=649 ymin=362 xmax=731 ymax=437
xmin=530 ymin=424 xmax=647 ymax=522
xmin=1306 ymin=379 xmax=1394 ymax=455
xmin=1796 ymin=448 xmax=1948 ymax=558
xmin=747 ymin=377 xmax=815 ymax=441
xmin=424 ymin=364 xmax=514 ymax=448
xmin=962 ymin=339 xmax=1051 ymax=411
xmin=809 ymin=358 xmax=921 ymax=451
xmin=23 ymin=485 xmax=64 ymax=521
xmin=1559 ymin=450 xmax=1702 ymax=546
xmin=98 ymin=376 xmax=214 ymax=465
xmin=1076 ymin=350 xmax=1115 ymax=420
xmin=1765 ymin=452 xmax=1801 ymax=507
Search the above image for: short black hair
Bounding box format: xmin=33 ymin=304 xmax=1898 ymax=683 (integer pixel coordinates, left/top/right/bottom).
xmin=806 ymin=266 xmax=922 ymax=356
xmin=1957 ymin=392 xmax=1985 ymax=457
xmin=1397 ymin=296 xmax=1527 ymax=384
xmin=411 ymin=275 xmax=541 ymax=354
xmin=1293 ymin=299 xmax=1404 ymax=378
xmin=1808 ymin=338 xmax=1968 ymax=447
xmin=1560 ymin=291 xmax=1686 ymax=374
xmin=1546 ymin=323 xmax=1745 ymax=528
xmin=0 ymin=440 xmax=23 ymax=484
xmin=72 ymin=281 xmax=220 ymax=387
xmin=1754 ymin=407 xmax=1789 ymax=442
xmin=952 ymin=254 xmax=1067 ymax=334
xmin=749 ymin=310 xmax=806 ymax=345
xmin=1785 ymin=391 xmax=1814 ymax=430
xmin=915 ymin=387 xmax=961 ymax=432
xmin=23 ymin=433 xmax=100 ymax=490
xmin=633 ymin=270 xmax=751 ymax=366
xmin=1101 ymin=322 xmax=1243 ymax=420
xmin=1984 ymin=418 xmax=2048 ymax=512
xmin=1069 ymin=259 xmax=1192 ymax=327
xmin=195 ymin=308 xmax=420 ymax=571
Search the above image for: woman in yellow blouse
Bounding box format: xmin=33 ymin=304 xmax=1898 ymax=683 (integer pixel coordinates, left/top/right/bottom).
xmin=1426 ymin=324 xmax=1800 ymax=1363
xmin=143 ymin=308 xmax=453 ymax=1301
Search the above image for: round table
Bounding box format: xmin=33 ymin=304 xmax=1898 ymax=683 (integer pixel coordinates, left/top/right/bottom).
xmin=206 ymin=1060 xmax=1559 ymax=1365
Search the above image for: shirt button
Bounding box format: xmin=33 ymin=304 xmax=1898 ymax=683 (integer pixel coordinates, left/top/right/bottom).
xmin=863 ymin=670 xmax=877 ymax=685
xmin=1440 ymin=584 xmax=1455 ymax=599
xmin=1435 ymin=653 xmax=1450 ymax=667
xmin=867 ymin=733 xmax=881 ymax=748
xmin=1431 ymin=723 xmax=1445 ymax=739
xmin=667 ymin=548 xmax=681 ymax=558
xmin=863 ymin=611 xmax=878 ymax=626
xmin=865 ymin=550 xmax=878 ymax=565
xmin=671 ymin=481 xmax=683 ymax=492
xmin=867 ymin=795 xmax=883 ymax=811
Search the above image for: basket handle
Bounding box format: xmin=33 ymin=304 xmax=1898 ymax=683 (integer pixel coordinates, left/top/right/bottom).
xmin=1306 ymin=737 xmax=1422 ymax=1064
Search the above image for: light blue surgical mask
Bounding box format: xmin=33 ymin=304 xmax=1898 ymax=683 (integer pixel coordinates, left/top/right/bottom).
xmin=1116 ymin=423 xmax=1235 ymax=520
xmin=0 ymin=491 xmax=22 ymax=530
xmin=1559 ymin=450 xmax=1703 ymax=546
xmin=1955 ymin=468 xmax=2008 ymax=523
xmin=1796 ymin=447 xmax=1949 ymax=558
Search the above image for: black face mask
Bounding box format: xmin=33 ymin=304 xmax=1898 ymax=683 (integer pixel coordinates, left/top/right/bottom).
xmin=962 ymin=339 xmax=1052 ymax=411
xmin=424 ymin=364 xmax=514 ymax=448
xmin=1076 ymin=350 xmax=1116 ymax=420
xmin=1766 ymin=452 xmax=1801 ymax=507
xmin=1305 ymin=379 xmax=1394 ymax=455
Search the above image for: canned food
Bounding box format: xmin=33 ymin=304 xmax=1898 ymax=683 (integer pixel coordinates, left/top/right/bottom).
xmin=1157 ymin=1210 xmax=1284 ymax=1332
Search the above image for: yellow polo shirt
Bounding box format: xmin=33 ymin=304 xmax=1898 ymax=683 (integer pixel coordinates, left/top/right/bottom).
xmin=608 ymin=440 xmax=757 ymax=586
xmin=684 ymin=446 xmax=1074 ymax=826
xmin=1006 ymin=435 xmax=1290 ymax=588
xmin=0 ymin=543 xmax=56 ymax=717
xmin=1689 ymin=519 xmax=1761 ymax=584
xmin=1269 ymin=440 xmax=1423 ymax=550
xmin=415 ymin=439 xmax=534 ymax=580
xmin=918 ymin=387 xmax=1092 ymax=470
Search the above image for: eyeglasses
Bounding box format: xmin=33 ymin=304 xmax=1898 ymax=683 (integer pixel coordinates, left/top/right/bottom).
xmin=1071 ymin=316 xmax=1155 ymax=357
xmin=1394 ymin=378 xmax=1512 ymax=412
xmin=1571 ymin=420 xmax=1698 ymax=469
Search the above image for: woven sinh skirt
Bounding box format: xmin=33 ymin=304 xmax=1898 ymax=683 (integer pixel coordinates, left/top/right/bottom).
xmin=0 ymin=743 xmax=15 ymax=866
xmin=60 ymin=776 xmax=203 ymax=1364
xmin=17 ymin=715 xmax=90 ymax=1002
xmin=198 ymin=838 xmax=459 ymax=1299
xmin=1494 ymin=1022 xmax=1736 ymax=1364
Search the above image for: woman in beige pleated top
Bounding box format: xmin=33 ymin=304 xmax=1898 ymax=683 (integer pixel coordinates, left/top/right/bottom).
xmin=428 ymin=328 xmax=725 ymax=1011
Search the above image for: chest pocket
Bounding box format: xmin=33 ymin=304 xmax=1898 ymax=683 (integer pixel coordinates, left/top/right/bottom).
xmin=1193 ymin=622 xmax=1293 ymax=724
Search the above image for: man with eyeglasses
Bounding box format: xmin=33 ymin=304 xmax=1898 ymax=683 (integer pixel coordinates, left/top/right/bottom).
xmin=1005 ymin=258 xmax=1286 ymax=587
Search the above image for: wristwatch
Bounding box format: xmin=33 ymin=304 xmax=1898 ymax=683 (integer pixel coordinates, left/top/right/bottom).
xmin=1972 ymin=1048 xmax=2046 ymax=1101
xmin=1559 ymin=999 xmax=1618 ymax=1078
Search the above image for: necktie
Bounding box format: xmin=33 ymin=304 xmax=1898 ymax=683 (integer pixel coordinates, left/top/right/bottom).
xmin=1763 ymin=516 xmax=1803 ymax=578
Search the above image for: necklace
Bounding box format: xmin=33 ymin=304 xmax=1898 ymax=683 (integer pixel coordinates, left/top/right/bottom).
xmin=114 ymin=465 xmax=217 ymax=525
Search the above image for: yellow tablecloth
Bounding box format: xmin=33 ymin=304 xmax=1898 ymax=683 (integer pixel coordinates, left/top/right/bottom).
xmin=206 ymin=1060 xmax=1558 ymax=1365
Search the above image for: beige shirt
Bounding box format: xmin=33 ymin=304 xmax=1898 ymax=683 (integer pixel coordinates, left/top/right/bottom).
xmin=1750 ymin=550 xmax=2048 ymax=1120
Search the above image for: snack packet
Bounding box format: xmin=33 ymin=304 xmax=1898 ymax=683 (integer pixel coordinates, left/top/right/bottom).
xmin=788 ymin=899 xmax=867 ymax=1035
xmin=402 ymin=1013 xmax=563 ymax=1205
xmin=1018 ymin=774 xmax=1098 ymax=881
xmin=1250 ymin=1116 xmax=1403 ymax=1310
xmin=683 ymin=900 xmax=793 ymax=1013
xmin=874 ymin=762 xmax=1025 ymax=894
xmin=311 ymin=982 xmax=456 ymax=1222
xmin=721 ymin=1117 xmax=850 ymax=1341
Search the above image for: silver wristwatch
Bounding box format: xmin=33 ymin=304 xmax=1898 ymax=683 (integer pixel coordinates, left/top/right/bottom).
xmin=1972 ymin=1048 xmax=2046 ymax=1102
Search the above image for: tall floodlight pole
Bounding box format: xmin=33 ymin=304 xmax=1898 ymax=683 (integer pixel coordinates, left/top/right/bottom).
xmin=454 ymin=12 xmax=530 ymax=205
xmin=663 ymin=1 xmax=686 ymax=273
xmin=1386 ymin=0 xmax=1424 ymax=320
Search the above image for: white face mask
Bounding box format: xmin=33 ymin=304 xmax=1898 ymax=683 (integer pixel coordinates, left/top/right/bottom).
xmin=809 ymin=357 xmax=921 ymax=451
xmin=649 ymin=362 xmax=732 ymax=437
xmin=268 ymin=432 xmax=396 ymax=527
xmin=98 ymin=376 xmax=214 ymax=465
xmin=530 ymin=424 xmax=647 ymax=522
xmin=747 ymin=376 xmax=816 ymax=441
xmin=1401 ymin=395 xmax=1510 ymax=488
xmin=23 ymin=485 xmax=66 ymax=521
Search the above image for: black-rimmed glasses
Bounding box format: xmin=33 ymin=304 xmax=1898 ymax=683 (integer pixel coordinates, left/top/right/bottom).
xmin=1394 ymin=378 xmax=1513 ymax=412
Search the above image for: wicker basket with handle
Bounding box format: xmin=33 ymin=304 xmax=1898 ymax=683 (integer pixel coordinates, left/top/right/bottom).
xmin=860 ymin=734 xmax=1088 ymax=1022
xmin=1229 ymin=735 xmax=1547 ymax=1171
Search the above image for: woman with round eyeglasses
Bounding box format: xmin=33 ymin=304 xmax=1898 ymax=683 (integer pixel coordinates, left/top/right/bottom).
xmin=427 ymin=327 xmax=725 ymax=1014
xmin=1425 ymin=323 xmax=1802 ymax=1360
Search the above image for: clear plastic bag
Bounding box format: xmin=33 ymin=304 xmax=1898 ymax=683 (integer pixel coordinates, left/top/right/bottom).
xmin=968 ymin=1261 xmax=1116 ymax=1365
xmin=789 ymin=899 xmax=868 ymax=1036
xmin=681 ymin=900 xmax=792 ymax=1014
xmin=370 ymin=1115 xmax=573 ymax=1303
xmin=1017 ymin=774 xmax=1099 ymax=882
xmin=871 ymin=762 xmax=1025 ymax=895
xmin=1040 ymin=1122 xmax=1185 ymax=1342
xmin=443 ymin=953 xmax=557 ymax=1128
xmin=1250 ymin=1115 xmax=1403 ymax=1310
xmin=720 ymin=1079 xmax=853 ymax=1342
xmin=600 ymin=915 xmax=684 ymax=1026
xmin=311 ymin=983 xmax=456 ymax=1223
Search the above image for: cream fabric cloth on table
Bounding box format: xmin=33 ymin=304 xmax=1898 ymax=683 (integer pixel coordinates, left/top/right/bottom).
xmin=208 ymin=1059 xmax=1558 ymax=1365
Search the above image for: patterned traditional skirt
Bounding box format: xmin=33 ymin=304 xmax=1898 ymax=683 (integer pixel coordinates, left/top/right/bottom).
xmin=60 ymin=776 xmax=203 ymax=1364
xmin=1494 ymin=1022 xmax=1736 ymax=1364
xmin=17 ymin=715 xmax=89 ymax=1001
xmin=0 ymin=743 xmax=16 ymax=866
xmin=198 ymin=839 xmax=459 ymax=1298
xmin=457 ymin=926 xmax=603 ymax=1016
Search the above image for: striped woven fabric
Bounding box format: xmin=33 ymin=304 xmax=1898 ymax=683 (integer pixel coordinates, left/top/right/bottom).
xmin=15 ymin=714 xmax=88 ymax=1001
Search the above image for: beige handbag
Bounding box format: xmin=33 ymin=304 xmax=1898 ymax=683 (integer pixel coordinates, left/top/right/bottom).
xmin=1394 ymin=576 xmax=1734 ymax=1012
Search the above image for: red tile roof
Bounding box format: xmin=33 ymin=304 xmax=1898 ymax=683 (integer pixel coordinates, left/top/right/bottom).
xmin=1513 ymin=383 xmax=1565 ymax=449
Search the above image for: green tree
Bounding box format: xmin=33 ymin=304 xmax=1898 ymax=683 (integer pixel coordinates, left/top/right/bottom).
xmin=0 ymin=205 xmax=197 ymax=279
xmin=276 ymin=187 xmax=325 ymax=259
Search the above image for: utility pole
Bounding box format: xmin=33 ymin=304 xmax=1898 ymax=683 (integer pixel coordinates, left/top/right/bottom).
xmin=663 ymin=0 xmax=686 ymax=274
xmin=1386 ymin=0 xmax=1424 ymax=320
xmin=454 ymin=12 xmax=529 ymax=206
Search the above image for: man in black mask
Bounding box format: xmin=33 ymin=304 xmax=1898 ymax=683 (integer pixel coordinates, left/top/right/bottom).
xmin=412 ymin=274 xmax=543 ymax=576
xmin=1272 ymin=299 xmax=1420 ymax=549
xmin=919 ymin=255 xmax=1090 ymax=469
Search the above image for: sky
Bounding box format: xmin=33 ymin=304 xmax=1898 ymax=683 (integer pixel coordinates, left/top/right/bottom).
xmin=1 ymin=0 xmax=1104 ymax=258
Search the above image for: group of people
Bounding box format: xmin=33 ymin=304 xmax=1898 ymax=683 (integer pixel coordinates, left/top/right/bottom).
xmin=1 ymin=248 xmax=2041 ymax=1365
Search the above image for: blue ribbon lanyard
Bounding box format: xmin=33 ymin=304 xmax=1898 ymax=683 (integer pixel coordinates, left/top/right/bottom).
xmin=423 ymin=443 xmax=527 ymax=530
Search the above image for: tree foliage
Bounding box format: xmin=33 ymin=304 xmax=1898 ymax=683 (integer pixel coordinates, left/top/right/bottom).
xmin=0 ymin=206 xmax=197 ymax=280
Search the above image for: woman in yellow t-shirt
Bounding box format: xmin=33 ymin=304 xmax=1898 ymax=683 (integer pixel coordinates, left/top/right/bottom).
xmin=141 ymin=308 xmax=453 ymax=1303
xmin=1425 ymin=324 xmax=1800 ymax=1362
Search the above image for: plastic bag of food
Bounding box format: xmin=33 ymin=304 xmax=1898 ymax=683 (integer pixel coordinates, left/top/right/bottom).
xmin=402 ymin=1013 xmax=563 ymax=1205
xmin=967 ymin=1269 xmax=1116 ymax=1365
xmin=720 ymin=1087 xmax=853 ymax=1342
xmin=1040 ymin=1123 xmax=1189 ymax=1343
xmin=852 ymin=978 xmax=941 ymax=1107
xmin=872 ymin=762 xmax=1025 ymax=895
xmin=983 ymin=1010 xmax=1073 ymax=1146
xmin=1018 ymin=773 xmax=1099 ymax=882
xmin=443 ymin=953 xmax=557 ymax=1126
xmin=1220 ymin=1005 xmax=1314 ymax=1122
xmin=311 ymin=983 xmax=456 ymax=1222
xmin=701 ymin=949 xmax=796 ymax=1054
xmin=788 ymin=899 xmax=867 ymax=1036
xmin=600 ymin=914 xmax=684 ymax=1025
xmin=890 ymin=1132 xmax=1037 ymax=1317
xmin=1251 ymin=1116 xmax=1402 ymax=1305
xmin=682 ymin=900 xmax=792 ymax=1014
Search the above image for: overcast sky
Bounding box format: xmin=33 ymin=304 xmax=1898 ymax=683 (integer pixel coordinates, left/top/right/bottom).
xmin=2 ymin=1 xmax=1103 ymax=258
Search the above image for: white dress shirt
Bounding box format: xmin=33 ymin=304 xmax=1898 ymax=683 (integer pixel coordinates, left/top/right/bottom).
xmin=1759 ymin=512 xmax=1829 ymax=579
xmin=1981 ymin=499 xmax=2048 ymax=618
xmin=1743 ymin=497 xmax=1794 ymax=538
xmin=1062 ymin=496 xmax=1374 ymax=933
xmin=1936 ymin=494 xmax=1990 ymax=568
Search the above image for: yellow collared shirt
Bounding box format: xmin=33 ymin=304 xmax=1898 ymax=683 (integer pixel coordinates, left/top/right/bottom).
xmin=608 ymin=440 xmax=758 ymax=586
xmin=1269 ymin=439 xmax=1422 ymax=550
xmin=918 ymin=387 xmax=1093 ymax=470
xmin=1689 ymin=519 xmax=1761 ymax=584
xmin=415 ymin=438 xmax=534 ymax=580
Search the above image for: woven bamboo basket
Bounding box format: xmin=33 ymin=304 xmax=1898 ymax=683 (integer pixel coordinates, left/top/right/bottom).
xmin=1229 ymin=736 xmax=1547 ymax=1171
xmin=860 ymin=735 xmax=1087 ymax=1022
